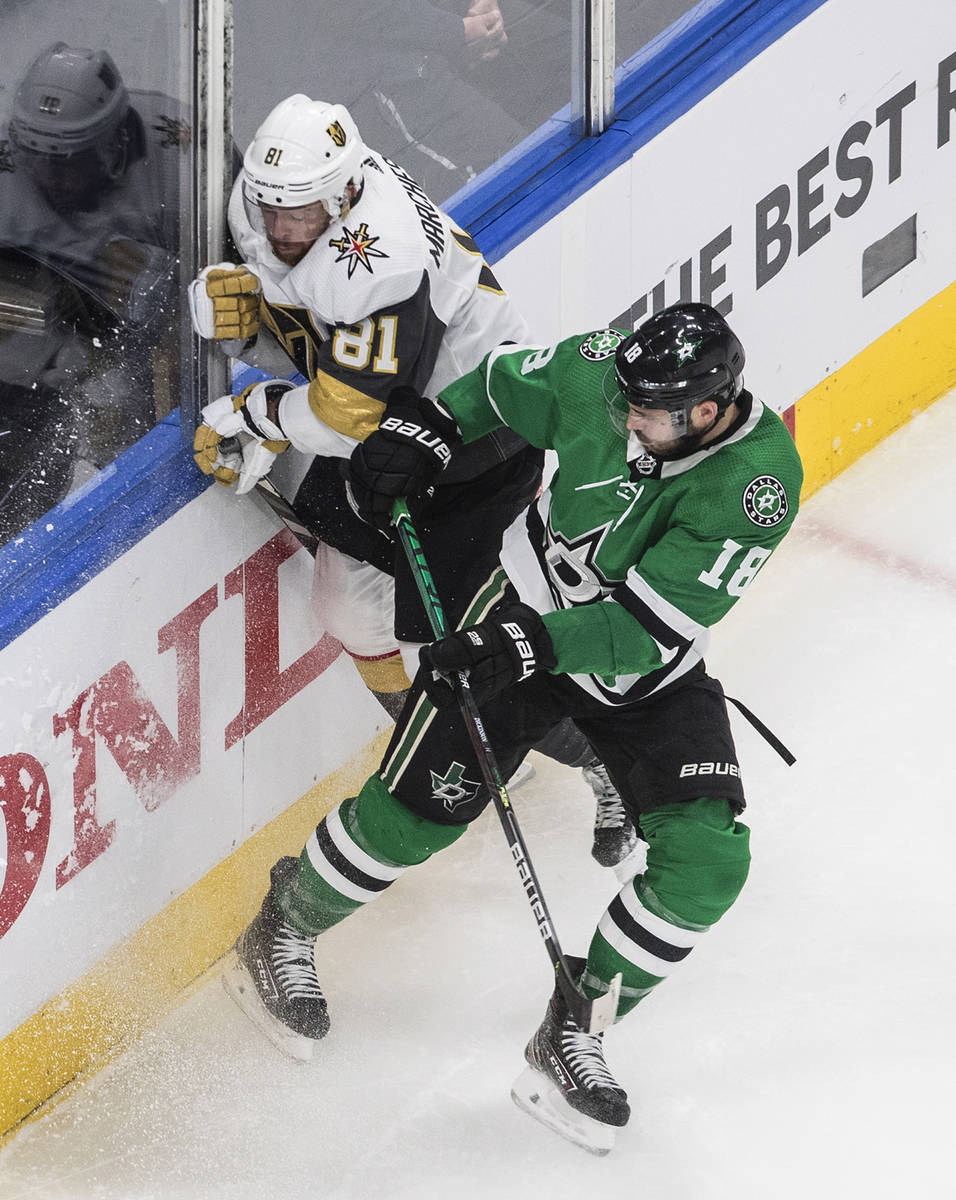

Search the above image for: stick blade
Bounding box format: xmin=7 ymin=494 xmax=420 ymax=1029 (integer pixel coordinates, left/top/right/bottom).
xmin=586 ymin=972 xmax=621 ymax=1034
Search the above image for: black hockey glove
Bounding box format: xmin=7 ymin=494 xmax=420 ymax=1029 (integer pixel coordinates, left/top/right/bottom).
xmin=345 ymin=392 xmax=461 ymax=531
xmin=419 ymin=602 xmax=557 ymax=709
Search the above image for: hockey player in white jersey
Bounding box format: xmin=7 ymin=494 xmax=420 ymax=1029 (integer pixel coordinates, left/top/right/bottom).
xmin=190 ymin=95 xmax=636 ymax=867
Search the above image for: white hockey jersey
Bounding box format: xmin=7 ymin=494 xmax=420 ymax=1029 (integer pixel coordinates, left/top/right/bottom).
xmin=227 ymin=149 xmax=530 ymax=464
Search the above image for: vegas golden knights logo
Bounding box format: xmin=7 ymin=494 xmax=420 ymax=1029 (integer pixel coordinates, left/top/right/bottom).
xmin=260 ymin=302 xmax=325 ymax=379
xmin=327 ymin=120 xmax=347 ymax=148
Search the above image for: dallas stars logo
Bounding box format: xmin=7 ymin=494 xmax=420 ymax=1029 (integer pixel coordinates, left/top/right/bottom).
xmin=328 ymin=222 xmax=388 ymax=278
xmin=544 ymin=518 xmax=618 ymax=605
xmin=742 ymin=475 xmax=789 ymax=527
xmin=430 ymin=761 xmax=482 ymax=813
xmin=578 ymin=329 xmax=623 ymax=361
xmin=672 ymin=337 xmax=702 ymax=365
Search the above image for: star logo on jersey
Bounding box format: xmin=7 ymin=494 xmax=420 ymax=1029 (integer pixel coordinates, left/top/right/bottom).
xmin=544 ymin=519 xmax=617 ymax=605
xmin=742 ymin=475 xmax=789 ymax=527
xmin=673 ymin=337 xmax=702 ymax=365
xmin=328 ymin=222 xmax=388 ymax=278
xmin=430 ymin=761 xmax=482 ymax=814
xmin=579 ymin=329 xmax=624 ymax=361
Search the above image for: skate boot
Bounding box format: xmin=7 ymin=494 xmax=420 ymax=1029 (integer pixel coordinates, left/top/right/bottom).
xmin=222 ymin=857 xmax=329 ymax=1062
xmin=584 ymin=759 xmax=639 ymax=869
xmin=511 ymin=958 xmax=630 ymax=1155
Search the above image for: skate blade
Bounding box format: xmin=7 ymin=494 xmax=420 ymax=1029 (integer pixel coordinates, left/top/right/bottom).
xmin=222 ymin=957 xmax=315 ymax=1063
xmin=510 ymin=1066 xmax=617 ymax=1155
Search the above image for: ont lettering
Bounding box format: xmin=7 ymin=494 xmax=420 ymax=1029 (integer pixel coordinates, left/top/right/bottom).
xmin=0 ymin=530 xmax=343 ymax=940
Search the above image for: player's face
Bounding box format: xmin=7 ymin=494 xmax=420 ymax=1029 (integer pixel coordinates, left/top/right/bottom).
xmin=625 ymin=400 xmax=717 ymax=456
xmin=17 ymin=145 xmax=114 ymax=211
xmin=260 ymin=200 xmax=330 ymax=265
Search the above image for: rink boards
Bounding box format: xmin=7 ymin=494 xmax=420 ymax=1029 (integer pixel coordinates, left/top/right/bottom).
xmin=2 ymin=0 xmax=956 ymax=1140
xmin=491 ymin=0 xmax=956 ymax=495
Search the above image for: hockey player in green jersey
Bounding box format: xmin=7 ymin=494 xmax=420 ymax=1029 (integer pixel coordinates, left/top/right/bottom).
xmin=222 ymin=302 xmax=803 ymax=1154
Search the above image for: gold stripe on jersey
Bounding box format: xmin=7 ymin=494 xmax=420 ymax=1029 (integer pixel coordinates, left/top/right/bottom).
xmin=307 ymin=369 xmax=386 ymax=441
xmin=477 ymin=263 xmax=505 ymax=296
xmin=451 ymin=228 xmax=481 ymax=255
xmin=451 ymin=229 xmax=504 ymax=295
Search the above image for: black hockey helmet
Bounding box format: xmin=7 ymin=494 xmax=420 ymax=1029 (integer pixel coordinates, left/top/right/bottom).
xmin=9 ymin=43 xmax=131 ymax=204
xmin=607 ymin=302 xmax=746 ymax=436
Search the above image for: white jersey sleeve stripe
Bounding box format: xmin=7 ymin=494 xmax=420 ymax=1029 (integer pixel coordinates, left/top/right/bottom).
xmin=616 ymin=567 xmax=708 ymax=644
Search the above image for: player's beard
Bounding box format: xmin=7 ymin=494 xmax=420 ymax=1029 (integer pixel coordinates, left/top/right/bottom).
xmin=639 ymin=416 xmax=720 ymax=460
xmin=268 ymin=238 xmax=315 ymax=266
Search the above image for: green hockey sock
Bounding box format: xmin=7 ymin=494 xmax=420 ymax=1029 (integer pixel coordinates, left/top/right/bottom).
xmin=582 ymin=797 xmax=751 ymax=1017
xmin=277 ymin=773 xmax=469 ymax=936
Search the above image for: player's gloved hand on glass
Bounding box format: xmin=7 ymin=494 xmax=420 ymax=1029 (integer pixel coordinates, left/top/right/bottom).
xmin=419 ymin=602 xmax=556 ymax=708
xmin=97 ymin=237 xmax=178 ymax=328
xmin=188 ymin=262 xmax=261 ymax=343
xmin=193 ymin=379 xmax=293 ymax=494
xmin=345 ymin=387 xmax=461 ymax=531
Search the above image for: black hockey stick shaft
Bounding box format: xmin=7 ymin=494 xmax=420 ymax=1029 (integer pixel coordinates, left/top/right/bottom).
xmin=218 ymin=436 xmax=318 ymax=556
xmin=247 ymin=475 xmax=319 ymax=557
xmin=392 ymin=499 xmax=618 ymax=1033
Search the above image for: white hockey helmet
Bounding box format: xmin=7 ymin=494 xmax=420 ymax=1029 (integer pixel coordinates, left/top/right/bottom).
xmin=242 ymin=95 xmax=365 ymax=222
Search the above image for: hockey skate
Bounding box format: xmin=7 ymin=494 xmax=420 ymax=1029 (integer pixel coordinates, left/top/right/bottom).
xmin=511 ymin=959 xmax=630 ymax=1155
xmin=222 ymin=857 xmax=329 ymax=1062
xmin=583 ymin=760 xmax=639 ymax=869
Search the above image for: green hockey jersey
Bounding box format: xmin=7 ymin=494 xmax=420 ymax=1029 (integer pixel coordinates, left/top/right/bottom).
xmin=438 ymin=328 xmax=804 ymax=706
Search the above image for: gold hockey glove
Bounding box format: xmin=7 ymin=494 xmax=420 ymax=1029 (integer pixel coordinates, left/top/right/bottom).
xmin=188 ymin=263 xmax=261 ymax=342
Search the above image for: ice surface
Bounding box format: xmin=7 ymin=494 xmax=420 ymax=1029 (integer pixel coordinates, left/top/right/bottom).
xmin=1 ymin=394 xmax=954 ymax=1199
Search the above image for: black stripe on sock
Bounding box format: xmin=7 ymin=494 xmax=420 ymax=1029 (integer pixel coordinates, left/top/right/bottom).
xmin=316 ymin=820 xmax=393 ymax=894
xmin=607 ymin=895 xmax=692 ymax=964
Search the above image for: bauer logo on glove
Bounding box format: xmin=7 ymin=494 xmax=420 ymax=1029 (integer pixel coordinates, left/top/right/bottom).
xmin=377 ymin=415 xmax=453 ymax=467
xmin=347 ymin=399 xmax=461 ymax=530
xmin=419 ymin=602 xmax=556 ymax=708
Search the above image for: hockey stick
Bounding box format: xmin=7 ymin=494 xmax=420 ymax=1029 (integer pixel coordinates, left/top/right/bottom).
xmin=391 ymin=499 xmax=620 ymax=1035
xmin=218 ymin=435 xmax=318 ymax=556
xmin=245 ymin=474 xmax=320 ymax=557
